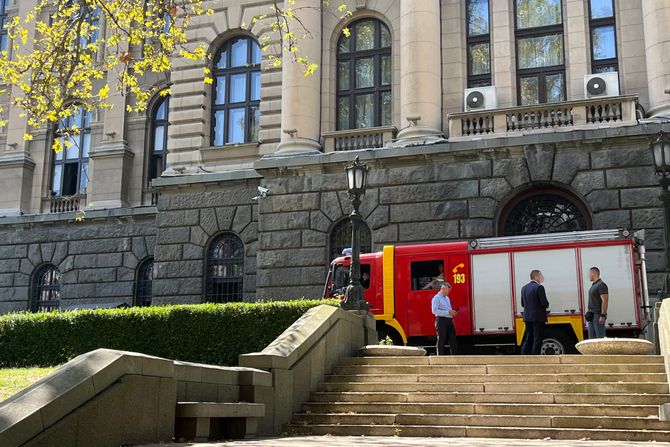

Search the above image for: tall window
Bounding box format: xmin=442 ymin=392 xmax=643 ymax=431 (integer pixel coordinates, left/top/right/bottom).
xmin=336 ymin=19 xmax=392 ymax=130
xmin=51 ymin=109 xmax=91 ymax=197
xmin=589 ymin=0 xmax=618 ymax=73
xmin=466 ymin=0 xmax=491 ymax=87
xmin=211 ymin=36 xmax=261 ymax=146
xmin=31 ymin=264 xmax=61 ymax=312
xmin=515 ymin=0 xmax=565 ymax=105
xmin=0 ymin=0 xmax=10 ymax=52
xmin=135 ymin=258 xmax=154 ymax=307
xmin=329 ymin=218 xmax=372 ymax=262
xmin=148 ymin=96 xmax=169 ymax=183
xmin=500 ymin=189 xmax=591 ymax=236
xmin=205 ymin=233 xmax=244 ymax=303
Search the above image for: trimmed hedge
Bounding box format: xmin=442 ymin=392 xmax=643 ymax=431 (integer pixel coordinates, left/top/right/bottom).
xmin=0 ymin=300 xmax=338 ymax=368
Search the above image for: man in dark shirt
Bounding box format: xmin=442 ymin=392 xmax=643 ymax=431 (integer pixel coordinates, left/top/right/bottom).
xmin=520 ymin=270 xmax=550 ymax=355
xmin=587 ymin=266 xmax=609 ymax=339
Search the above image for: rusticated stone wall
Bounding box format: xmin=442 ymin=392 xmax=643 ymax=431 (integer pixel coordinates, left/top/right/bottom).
xmin=0 ymin=209 xmax=155 ymax=313
xmin=0 ymin=127 xmax=667 ymax=309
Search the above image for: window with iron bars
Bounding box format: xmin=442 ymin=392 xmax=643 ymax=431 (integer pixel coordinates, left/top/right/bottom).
xmin=205 ymin=233 xmax=244 ymax=303
xmin=31 ymin=264 xmax=61 ymax=312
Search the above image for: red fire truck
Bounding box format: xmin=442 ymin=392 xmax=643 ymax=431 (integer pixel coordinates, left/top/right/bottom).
xmin=323 ymin=229 xmax=651 ymax=354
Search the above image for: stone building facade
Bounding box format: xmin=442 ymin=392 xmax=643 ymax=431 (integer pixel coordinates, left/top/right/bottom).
xmin=0 ymin=0 xmax=669 ymax=311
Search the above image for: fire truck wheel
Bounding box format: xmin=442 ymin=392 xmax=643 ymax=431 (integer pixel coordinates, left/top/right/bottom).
xmin=540 ymin=328 xmax=573 ymax=355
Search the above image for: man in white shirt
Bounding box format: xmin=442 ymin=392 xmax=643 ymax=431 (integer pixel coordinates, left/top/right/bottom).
xmin=431 ymin=282 xmax=459 ymax=355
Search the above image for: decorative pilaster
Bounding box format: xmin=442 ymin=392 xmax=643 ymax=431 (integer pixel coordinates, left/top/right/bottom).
xmin=0 ymin=0 xmax=37 ymax=216
xmin=274 ymin=0 xmax=322 ymax=155
xmin=87 ymin=39 xmax=134 ymax=209
xmin=395 ymin=0 xmax=444 ymax=145
xmin=642 ymin=0 xmax=670 ymax=117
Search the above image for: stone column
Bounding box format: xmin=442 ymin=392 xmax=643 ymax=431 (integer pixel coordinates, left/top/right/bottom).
xmin=491 ymin=0 xmax=515 ymax=108
xmin=274 ymin=0 xmax=322 ymax=155
xmin=0 ymin=0 xmax=37 ymax=216
xmin=642 ymin=0 xmax=670 ymax=117
xmin=564 ymin=0 xmax=589 ymax=100
xmin=87 ymin=38 xmax=134 ymax=209
xmin=395 ymin=0 xmax=444 ymax=144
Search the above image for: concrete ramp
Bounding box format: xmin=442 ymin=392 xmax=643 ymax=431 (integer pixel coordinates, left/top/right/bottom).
xmin=0 ymin=349 xmax=271 ymax=447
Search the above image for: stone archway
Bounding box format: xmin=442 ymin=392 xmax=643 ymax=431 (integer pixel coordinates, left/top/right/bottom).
xmin=498 ymin=187 xmax=592 ymax=236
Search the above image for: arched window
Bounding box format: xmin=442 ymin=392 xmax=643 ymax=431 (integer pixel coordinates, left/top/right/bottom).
xmin=205 ymin=233 xmax=244 ymax=303
xmin=336 ymin=19 xmax=392 ymax=130
xmin=211 ymin=36 xmax=261 ymax=146
xmin=31 ymin=264 xmax=61 ymax=312
xmin=500 ymin=188 xmax=592 ymax=236
xmin=134 ymin=258 xmax=154 ymax=307
xmin=148 ymin=96 xmax=169 ymax=183
xmin=329 ymin=218 xmax=372 ymax=262
xmin=51 ymin=108 xmax=91 ymax=197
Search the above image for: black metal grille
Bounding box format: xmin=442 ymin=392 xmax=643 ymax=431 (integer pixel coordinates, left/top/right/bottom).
xmin=329 ymin=218 xmax=372 ymax=262
xmin=503 ymin=193 xmax=589 ymax=236
xmin=31 ymin=264 xmax=61 ymax=312
xmin=205 ymin=233 xmax=244 ymax=303
xmin=135 ymin=258 xmax=153 ymax=307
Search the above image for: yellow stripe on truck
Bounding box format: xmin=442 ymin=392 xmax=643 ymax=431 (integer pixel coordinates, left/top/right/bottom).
xmin=382 ymin=245 xmax=395 ymax=319
xmin=374 ymin=245 xmax=408 ymax=345
xmin=515 ymin=315 xmax=584 ymax=346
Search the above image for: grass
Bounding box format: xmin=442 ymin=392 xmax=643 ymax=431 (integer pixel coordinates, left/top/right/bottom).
xmin=0 ymin=367 xmax=59 ymax=402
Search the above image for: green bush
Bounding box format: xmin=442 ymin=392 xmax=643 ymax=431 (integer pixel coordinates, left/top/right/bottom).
xmin=0 ymin=300 xmax=338 ymax=368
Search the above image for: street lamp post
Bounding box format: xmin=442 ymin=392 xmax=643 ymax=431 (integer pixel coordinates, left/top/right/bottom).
xmin=341 ymin=156 xmax=370 ymax=311
xmin=650 ymin=131 xmax=670 ymax=293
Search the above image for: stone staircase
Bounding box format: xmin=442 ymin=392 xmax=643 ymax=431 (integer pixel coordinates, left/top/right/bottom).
xmin=287 ymin=354 xmax=670 ymax=441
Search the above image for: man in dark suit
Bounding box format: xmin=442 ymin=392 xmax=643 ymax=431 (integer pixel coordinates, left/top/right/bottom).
xmin=520 ymin=270 xmax=550 ymax=355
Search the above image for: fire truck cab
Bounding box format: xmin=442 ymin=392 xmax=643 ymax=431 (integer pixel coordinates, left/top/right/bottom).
xmin=324 ymin=229 xmax=650 ymax=354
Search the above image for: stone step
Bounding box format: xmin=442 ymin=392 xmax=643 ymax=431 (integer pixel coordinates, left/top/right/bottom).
xmin=291 ymin=413 xmax=670 ymax=431
xmin=317 ymin=381 xmax=670 ymax=394
xmin=324 ymin=372 xmax=667 ymax=383
xmin=301 ymin=402 xmax=658 ymax=417
xmin=331 ymin=363 xmax=666 ymax=375
xmin=309 ymin=391 xmax=670 ymax=405
xmin=285 ymin=423 xmax=670 ymax=442
xmin=339 ymin=355 xmax=664 ymax=366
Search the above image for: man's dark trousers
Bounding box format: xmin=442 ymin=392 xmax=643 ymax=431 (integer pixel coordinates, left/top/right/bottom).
xmin=436 ymin=316 xmax=458 ymax=355
xmin=521 ymin=320 xmax=545 ymax=355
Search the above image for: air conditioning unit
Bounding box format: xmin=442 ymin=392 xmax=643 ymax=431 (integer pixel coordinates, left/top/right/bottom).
xmin=464 ymin=86 xmax=497 ymax=112
xmin=584 ymin=72 xmax=619 ymax=98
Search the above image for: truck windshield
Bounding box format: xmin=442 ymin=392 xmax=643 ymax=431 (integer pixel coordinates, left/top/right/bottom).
xmin=332 ymin=264 xmax=350 ymax=295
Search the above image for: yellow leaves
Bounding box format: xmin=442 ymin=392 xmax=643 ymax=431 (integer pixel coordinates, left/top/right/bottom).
xmin=52 ymin=139 xmax=63 ymax=154
xmin=98 ymin=84 xmax=110 ymax=100
xmin=204 ymin=77 xmax=213 ymax=84
xmin=23 ymin=133 xmax=33 ymax=141
xmin=338 ymin=4 xmax=348 ymax=12
xmin=343 ymin=27 xmax=351 ymax=38
xmin=304 ymin=63 xmax=318 ymax=77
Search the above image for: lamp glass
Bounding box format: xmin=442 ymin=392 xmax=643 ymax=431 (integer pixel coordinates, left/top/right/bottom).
xmin=654 ymin=144 xmax=663 ymax=168
xmin=346 ymin=167 xmax=356 ymax=191
xmin=664 ymin=141 xmax=670 ymax=169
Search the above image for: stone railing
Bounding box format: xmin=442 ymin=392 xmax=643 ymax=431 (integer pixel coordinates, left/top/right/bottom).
xmin=0 ymin=349 xmax=271 ymax=447
xmin=448 ymin=95 xmax=638 ymax=139
xmin=239 ymin=305 xmax=377 ymax=434
xmin=322 ymin=126 xmax=397 ymax=152
xmin=41 ymin=194 xmax=86 ymax=213
xmin=143 ymin=188 xmax=161 ymax=206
